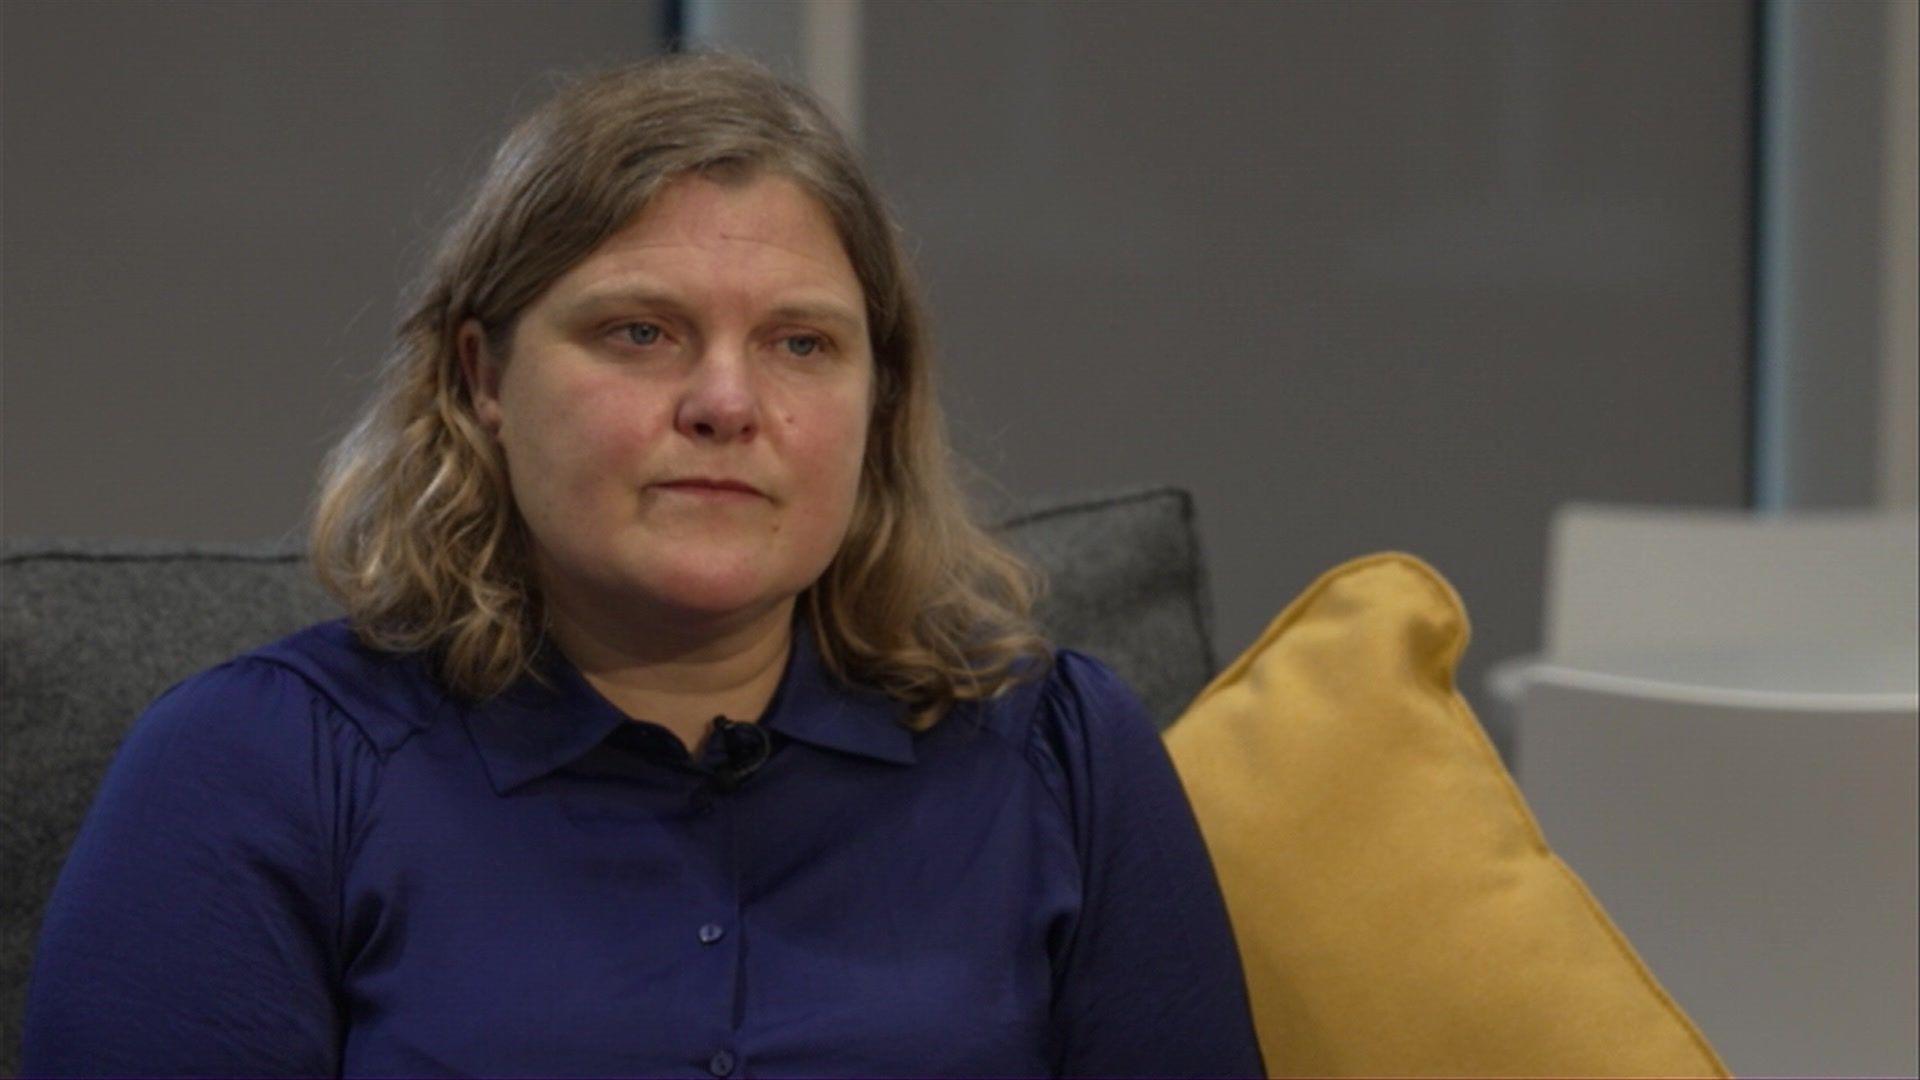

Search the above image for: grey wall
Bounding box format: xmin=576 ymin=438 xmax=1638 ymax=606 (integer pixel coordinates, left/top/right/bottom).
xmin=4 ymin=0 xmax=1755 ymax=749
xmin=1 ymin=0 xmax=664 ymax=541
xmin=859 ymin=0 xmax=1754 ymax=732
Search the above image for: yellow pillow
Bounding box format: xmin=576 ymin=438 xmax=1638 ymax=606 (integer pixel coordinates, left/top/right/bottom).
xmin=1164 ymin=552 xmax=1730 ymax=1078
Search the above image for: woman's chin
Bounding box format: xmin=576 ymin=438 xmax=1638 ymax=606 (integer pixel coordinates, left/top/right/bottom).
xmin=631 ymin=566 xmax=793 ymax=621
xmin=544 ymin=543 xmax=819 ymax=627
xmin=654 ymin=590 xmax=778 ymax=622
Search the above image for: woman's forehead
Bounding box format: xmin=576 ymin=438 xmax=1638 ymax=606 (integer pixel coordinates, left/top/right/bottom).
xmin=557 ymin=173 xmax=861 ymax=303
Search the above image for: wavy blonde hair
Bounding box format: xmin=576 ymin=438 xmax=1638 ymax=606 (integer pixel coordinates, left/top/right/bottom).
xmin=307 ymin=51 xmax=1052 ymax=730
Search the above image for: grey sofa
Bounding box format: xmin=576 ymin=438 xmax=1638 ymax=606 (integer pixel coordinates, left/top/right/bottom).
xmin=0 ymin=485 xmax=1218 ymax=1077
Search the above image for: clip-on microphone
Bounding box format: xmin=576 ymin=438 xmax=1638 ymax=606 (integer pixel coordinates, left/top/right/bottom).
xmin=708 ymin=715 xmax=771 ymax=792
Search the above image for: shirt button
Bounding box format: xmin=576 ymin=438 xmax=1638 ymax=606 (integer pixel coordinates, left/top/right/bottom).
xmin=708 ymin=1049 xmax=735 ymax=1076
xmin=698 ymin=922 xmax=725 ymax=944
xmin=690 ymin=789 xmax=715 ymax=815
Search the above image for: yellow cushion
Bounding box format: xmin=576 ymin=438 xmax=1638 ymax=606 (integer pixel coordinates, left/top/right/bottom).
xmin=1164 ymin=552 xmax=1730 ymax=1078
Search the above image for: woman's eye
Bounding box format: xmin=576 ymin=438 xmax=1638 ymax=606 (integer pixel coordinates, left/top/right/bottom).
xmin=783 ymin=334 xmax=825 ymax=357
xmin=620 ymin=322 xmax=663 ymax=347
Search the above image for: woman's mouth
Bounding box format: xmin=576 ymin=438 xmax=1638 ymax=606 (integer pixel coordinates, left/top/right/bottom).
xmin=654 ymin=478 xmax=764 ymax=499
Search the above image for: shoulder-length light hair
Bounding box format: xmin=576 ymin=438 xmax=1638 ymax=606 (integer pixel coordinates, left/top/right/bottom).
xmin=308 ymin=50 xmax=1051 ymax=730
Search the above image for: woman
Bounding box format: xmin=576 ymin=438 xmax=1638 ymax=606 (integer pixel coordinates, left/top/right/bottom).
xmin=21 ymin=52 xmax=1264 ymax=1078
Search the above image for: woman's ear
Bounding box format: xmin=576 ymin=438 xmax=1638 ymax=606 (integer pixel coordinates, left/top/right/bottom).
xmin=456 ymin=318 xmax=504 ymax=437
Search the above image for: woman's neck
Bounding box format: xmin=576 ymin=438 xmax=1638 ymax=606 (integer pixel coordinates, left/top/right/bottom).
xmin=544 ymin=596 xmax=797 ymax=757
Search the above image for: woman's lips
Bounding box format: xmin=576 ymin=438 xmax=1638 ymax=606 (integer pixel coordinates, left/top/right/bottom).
xmin=655 ymin=480 xmax=764 ymax=499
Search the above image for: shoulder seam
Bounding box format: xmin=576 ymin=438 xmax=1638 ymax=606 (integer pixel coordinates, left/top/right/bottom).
xmin=935 ymin=676 xmax=1077 ymax=827
xmin=231 ymin=654 xmax=398 ymax=763
xmin=1024 ymin=725 xmax=1075 ymax=828
xmin=224 ymin=654 xmax=386 ymax=993
xmin=1019 ymin=670 xmax=1078 ymax=830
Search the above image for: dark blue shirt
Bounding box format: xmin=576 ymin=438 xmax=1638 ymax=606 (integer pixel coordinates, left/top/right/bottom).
xmin=22 ymin=616 xmax=1265 ymax=1078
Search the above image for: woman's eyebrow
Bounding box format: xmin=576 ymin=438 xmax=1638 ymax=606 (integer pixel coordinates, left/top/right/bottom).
xmin=764 ymin=301 xmax=865 ymax=334
xmin=559 ymin=285 xmax=688 ymax=321
xmin=561 ymin=286 xmax=864 ymax=334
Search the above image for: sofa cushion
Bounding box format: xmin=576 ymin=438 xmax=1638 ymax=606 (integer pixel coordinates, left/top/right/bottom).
xmin=1163 ymin=551 xmax=1730 ymax=1077
xmin=0 ymin=483 xmax=1215 ymax=1076
xmin=997 ymin=485 xmax=1217 ymax=728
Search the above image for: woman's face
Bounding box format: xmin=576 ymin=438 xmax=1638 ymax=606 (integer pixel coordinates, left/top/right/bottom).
xmin=459 ymin=171 xmax=873 ymax=638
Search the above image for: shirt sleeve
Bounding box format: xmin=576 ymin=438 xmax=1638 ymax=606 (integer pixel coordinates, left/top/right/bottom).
xmin=20 ymin=658 xmax=372 ymax=1078
xmin=1032 ymin=651 xmax=1268 ymax=1079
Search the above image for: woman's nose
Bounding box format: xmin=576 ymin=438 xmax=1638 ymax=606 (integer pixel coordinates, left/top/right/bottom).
xmin=674 ymin=346 xmax=759 ymax=442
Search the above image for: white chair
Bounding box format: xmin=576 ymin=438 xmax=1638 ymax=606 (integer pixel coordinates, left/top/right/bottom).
xmin=1490 ymin=503 xmax=1918 ymax=699
xmin=1488 ymin=503 xmax=1919 ymax=1077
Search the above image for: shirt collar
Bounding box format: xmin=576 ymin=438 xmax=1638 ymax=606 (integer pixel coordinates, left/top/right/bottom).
xmin=766 ymin=618 xmax=918 ymax=768
xmin=464 ymin=614 xmax=916 ymax=795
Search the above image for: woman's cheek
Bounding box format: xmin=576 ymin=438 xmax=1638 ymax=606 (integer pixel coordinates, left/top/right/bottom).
xmin=559 ymin=383 xmax=659 ymax=481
